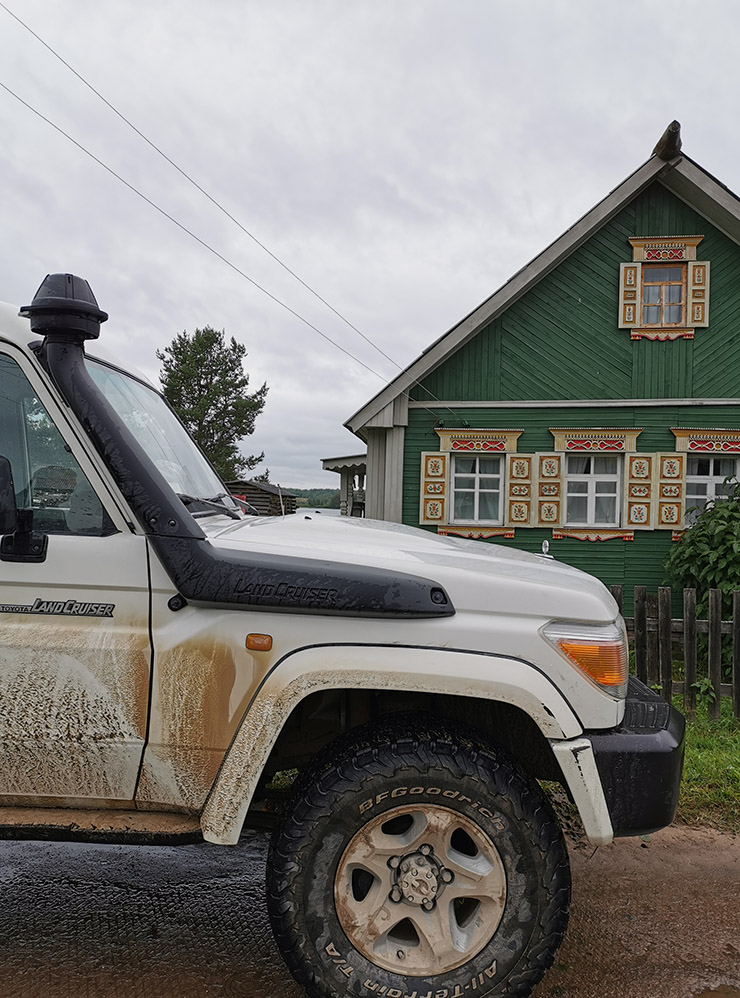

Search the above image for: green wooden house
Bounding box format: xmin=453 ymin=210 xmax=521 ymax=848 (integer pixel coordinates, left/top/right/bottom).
xmin=341 ymin=123 xmax=740 ymax=604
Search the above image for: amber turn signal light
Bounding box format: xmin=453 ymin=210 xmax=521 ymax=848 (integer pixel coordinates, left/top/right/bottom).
xmin=543 ymin=620 xmax=628 ymax=697
xmin=246 ymin=633 xmax=273 ymax=652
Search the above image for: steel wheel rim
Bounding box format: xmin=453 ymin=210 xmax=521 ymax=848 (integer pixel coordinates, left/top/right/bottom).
xmin=333 ymin=803 xmax=507 ymax=976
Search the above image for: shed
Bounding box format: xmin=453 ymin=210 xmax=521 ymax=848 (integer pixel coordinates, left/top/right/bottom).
xmin=226 ymin=480 xmax=297 ymax=516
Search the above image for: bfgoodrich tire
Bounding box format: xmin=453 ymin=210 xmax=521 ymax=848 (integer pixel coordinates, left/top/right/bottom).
xmin=267 ymin=718 xmax=571 ymax=998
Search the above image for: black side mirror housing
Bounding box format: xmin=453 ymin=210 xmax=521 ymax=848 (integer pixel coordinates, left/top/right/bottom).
xmin=0 ymin=457 xmax=18 ymax=534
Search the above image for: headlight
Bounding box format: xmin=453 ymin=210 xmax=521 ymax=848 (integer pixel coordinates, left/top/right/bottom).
xmin=542 ymin=619 xmax=629 ymax=699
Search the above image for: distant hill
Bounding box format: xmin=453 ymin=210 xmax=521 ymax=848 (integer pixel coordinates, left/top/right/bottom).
xmin=288 ymin=488 xmax=340 ymax=509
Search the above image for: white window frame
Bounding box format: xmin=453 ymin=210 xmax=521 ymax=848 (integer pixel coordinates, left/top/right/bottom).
xmin=564 ymin=455 xmax=622 ymax=528
xmin=685 ymin=455 xmax=740 ymax=523
xmin=450 ymin=454 xmax=504 ymax=525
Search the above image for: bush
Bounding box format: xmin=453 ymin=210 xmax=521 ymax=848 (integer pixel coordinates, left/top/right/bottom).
xmin=664 ymin=480 xmax=740 ymax=617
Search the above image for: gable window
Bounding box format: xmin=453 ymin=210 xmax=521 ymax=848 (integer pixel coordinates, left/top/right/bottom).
xmin=565 ymin=455 xmax=621 ymax=527
xmin=451 ymin=455 xmax=502 ymax=523
xmin=641 ymin=265 xmax=685 ymax=327
xmin=685 ymin=456 xmax=739 ymax=523
xmin=618 ymin=237 xmax=709 ymax=341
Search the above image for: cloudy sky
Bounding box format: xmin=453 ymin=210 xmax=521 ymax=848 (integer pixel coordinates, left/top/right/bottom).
xmin=1 ymin=0 xmax=738 ymax=486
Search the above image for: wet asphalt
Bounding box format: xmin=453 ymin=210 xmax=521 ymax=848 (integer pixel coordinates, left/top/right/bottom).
xmin=0 ymin=826 xmax=738 ymax=998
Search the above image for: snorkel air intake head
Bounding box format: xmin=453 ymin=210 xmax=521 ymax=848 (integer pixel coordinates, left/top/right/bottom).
xmin=20 ymin=273 xmax=108 ymax=343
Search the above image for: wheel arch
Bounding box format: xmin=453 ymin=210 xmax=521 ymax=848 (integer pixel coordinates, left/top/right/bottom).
xmin=200 ymin=643 xmax=583 ymax=845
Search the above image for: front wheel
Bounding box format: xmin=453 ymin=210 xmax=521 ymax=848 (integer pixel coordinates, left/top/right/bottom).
xmin=267 ymin=719 xmax=571 ymax=998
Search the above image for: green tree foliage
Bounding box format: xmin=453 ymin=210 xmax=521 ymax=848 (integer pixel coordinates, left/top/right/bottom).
xmin=664 ymin=480 xmax=740 ymax=615
xmin=290 ymin=488 xmax=341 ymax=508
xmin=157 ymin=327 xmax=268 ymax=481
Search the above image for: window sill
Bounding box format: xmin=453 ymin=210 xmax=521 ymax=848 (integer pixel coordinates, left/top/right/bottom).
xmin=439 ymin=526 xmax=514 ymax=539
xmin=629 ymin=327 xmax=694 ymax=341
xmin=552 ymin=528 xmax=635 ymax=542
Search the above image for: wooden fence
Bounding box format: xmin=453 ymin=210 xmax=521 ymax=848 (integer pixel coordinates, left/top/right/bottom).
xmin=609 ymin=585 xmax=740 ymax=720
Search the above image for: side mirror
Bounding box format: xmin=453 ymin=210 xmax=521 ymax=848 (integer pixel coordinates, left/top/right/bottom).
xmin=0 ymin=457 xmax=18 ymax=534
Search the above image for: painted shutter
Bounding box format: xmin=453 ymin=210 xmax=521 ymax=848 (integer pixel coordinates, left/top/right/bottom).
xmin=534 ymin=453 xmax=564 ymax=527
xmin=655 ymin=453 xmax=685 ymax=530
xmin=504 ymin=455 xmax=534 ymax=527
xmin=618 ymin=262 xmax=641 ymax=328
xmin=688 ymin=261 xmax=710 ymax=327
xmin=419 ymin=452 xmax=449 ymax=526
xmin=623 ymin=454 xmax=654 ymax=530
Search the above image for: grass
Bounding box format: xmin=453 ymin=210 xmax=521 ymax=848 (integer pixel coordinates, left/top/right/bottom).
xmin=676 ymin=695 xmax=740 ymax=832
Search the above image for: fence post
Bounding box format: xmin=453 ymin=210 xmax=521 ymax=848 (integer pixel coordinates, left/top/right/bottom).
xmin=634 ymin=586 xmax=647 ymax=685
xmin=684 ymin=588 xmax=697 ymax=717
xmin=646 ymin=593 xmax=659 ymax=686
xmin=734 ymin=591 xmax=740 ymax=721
xmin=609 ymin=584 xmax=623 ymax=614
xmin=708 ymin=588 xmax=722 ymax=720
xmin=658 ymin=587 xmax=672 ymax=703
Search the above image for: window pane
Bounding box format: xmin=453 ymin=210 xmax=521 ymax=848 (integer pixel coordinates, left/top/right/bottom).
xmin=479 ymin=477 xmax=500 ymax=490
xmin=567 ymin=481 xmax=588 ymax=494
xmin=595 ymin=496 xmax=616 ymax=522
xmin=715 ymin=458 xmax=735 ymax=477
xmin=479 ymin=458 xmax=500 ymax=475
xmin=567 ymin=496 xmax=588 ymax=522
xmin=688 ymin=483 xmax=708 ymax=498
xmin=666 ymin=285 xmax=682 ymax=303
xmin=595 ymin=480 xmax=617 ymax=494
xmin=0 ymin=355 xmax=113 ymax=535
xmin=478 ymin=492 xmax=499 ymax=520
xmin=567 ymin=455 xmax=591 ymax=474
xmin=643 ymin=305 xmax=660 ymax=324
xmin=688 ymin=457 xmax=710 ymax=476
xmin=455 ymin=458 xmax=475 ymax=475
xmin=665 ymin=305 xmax=682 ymax=323
xmin=646 ymin=266 xmax=683 ymax=282
xmin=643 ymin=285 xmax=660 ymax=304
xmin=454 ymin=477 xmax=475 ymax=490
xmin=454 ymin=493 xmax=475 ymax=520
xmin=593 ymin=456 xmax=618 ymax=475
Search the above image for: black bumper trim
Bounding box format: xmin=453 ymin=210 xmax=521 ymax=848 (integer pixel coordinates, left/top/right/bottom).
xmin=586 ymin=677 xmax=685 ymax=838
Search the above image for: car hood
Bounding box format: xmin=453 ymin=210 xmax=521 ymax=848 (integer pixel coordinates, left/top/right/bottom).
xmin=198 ymin=513 xmax=617 ymax=623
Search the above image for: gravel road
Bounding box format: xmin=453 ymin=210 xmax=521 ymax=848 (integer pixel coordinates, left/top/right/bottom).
xmin=0 ymin=825 xmax=737 ymax=998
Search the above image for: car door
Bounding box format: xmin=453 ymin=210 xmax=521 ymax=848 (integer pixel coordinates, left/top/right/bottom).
xmin=0 ymin=346 xmax=151 ymax=802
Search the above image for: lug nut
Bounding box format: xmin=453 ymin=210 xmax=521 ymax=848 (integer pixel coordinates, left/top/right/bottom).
xmin=389 ymin=886 xmax=402 ymax=903
xmin=441 ymin=869 xmax=454 ymax=884
xmin=422 ymin=899 xmax=436 ymax=911
xmin=420 ymin=844 xmax=432 ymax=856
xmin=388 ymin=856 xmax=401 ymax=869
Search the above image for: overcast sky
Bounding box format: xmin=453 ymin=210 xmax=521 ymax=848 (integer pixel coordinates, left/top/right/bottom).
xmin=1 ymin=0 xmax=738 ymax=486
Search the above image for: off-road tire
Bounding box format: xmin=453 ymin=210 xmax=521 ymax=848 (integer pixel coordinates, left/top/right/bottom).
xmin=267 ymin=717 xmax=571 ymax=998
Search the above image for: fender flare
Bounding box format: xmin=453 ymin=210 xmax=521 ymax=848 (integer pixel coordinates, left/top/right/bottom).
xmin=200 ymin=643 xmax=583 ymax=845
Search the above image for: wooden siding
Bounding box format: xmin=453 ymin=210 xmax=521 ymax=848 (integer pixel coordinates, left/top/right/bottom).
xmin=411 ymin=181 xmax=740 ymax=404
xmin=403 ymin=405 xmax=740 ymax=611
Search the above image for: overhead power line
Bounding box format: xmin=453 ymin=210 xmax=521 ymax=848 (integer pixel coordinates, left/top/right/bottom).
xmin=0 ymin=1 xmax=462 ymax=424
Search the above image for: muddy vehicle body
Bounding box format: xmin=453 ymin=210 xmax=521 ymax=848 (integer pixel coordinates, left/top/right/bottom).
xmin=0 ymin=274 xmax=685 ymax=997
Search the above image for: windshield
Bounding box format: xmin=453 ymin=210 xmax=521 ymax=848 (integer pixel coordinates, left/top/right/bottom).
xmin=88 ymin=359 xmax=236 ymax=507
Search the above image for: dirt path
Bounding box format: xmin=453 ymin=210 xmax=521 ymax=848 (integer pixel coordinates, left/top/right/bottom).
xmin=534 ymin=826 xmax=740 ymax=998
xmin=0 ymin=825 xmax=736 ymax=996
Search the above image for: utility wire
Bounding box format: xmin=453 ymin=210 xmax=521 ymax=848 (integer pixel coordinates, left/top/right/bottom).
xmin=0 ymin=80 xmax=389 ymax=383
xmin=0 ymin=0 xmax=461 ymax=423
xmin=1 ymin=80 xmax=456 ymax=428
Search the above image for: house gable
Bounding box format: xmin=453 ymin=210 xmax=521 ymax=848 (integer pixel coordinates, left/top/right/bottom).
xmin=409 ymin=181 xmax=740 ymax=405
xmin=347 ymin=146 xmax=740 ymax=435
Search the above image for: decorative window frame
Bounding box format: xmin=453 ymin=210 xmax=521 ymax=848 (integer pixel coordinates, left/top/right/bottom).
xmin=419 ymin=429 xmax=524 ymax=536
xmin=671 ymin=428 xmax=740 ymax=454
xmin=549 ymin=427 xmax=642 ymax=453
xmin=618 ymin=236 xmax=709 ymax=341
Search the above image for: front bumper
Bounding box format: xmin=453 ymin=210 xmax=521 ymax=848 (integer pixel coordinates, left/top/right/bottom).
xmin=585 ymin=677 xmax=685 ymax=837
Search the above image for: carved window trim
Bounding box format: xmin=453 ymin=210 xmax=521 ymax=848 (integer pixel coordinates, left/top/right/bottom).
xmin=618 ymin=236 xmax=709 ymax=340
